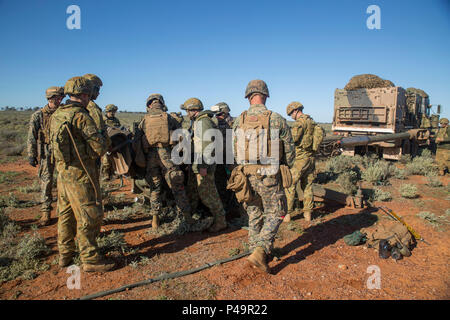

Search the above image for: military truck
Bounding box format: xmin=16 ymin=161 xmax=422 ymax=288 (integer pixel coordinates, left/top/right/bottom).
xmin=331 ymin=86 xmax=439 ymax=160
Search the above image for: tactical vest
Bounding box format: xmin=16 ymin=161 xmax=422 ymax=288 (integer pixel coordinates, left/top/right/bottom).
xmin=143 ymin=112 xmax=170 ymax=147
xmin=235 ymin=110 xmax=282 ymax=163
xmin=50 ymin=106 xmax=85 ymax=165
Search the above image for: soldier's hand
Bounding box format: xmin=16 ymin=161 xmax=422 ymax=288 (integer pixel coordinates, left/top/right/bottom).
xmin=29 ymin=157 xmax=38 ymax=167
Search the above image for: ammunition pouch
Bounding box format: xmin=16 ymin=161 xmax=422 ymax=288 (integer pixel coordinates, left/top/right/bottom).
xmin=280 ymin=164 xmax=293 ymax=188
xmin=227 ymin=165 xmax=253 ymax=203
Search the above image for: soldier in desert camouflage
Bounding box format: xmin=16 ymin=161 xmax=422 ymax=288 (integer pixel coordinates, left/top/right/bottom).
xmin=27 ymin=86 xmax=65 ymax=226
xmin=49 ymin=76 xmax=114 ymax=272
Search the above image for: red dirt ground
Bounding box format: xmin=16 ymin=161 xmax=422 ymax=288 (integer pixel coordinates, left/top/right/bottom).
xmin=1 ymin=160 xmax=449 ymax=300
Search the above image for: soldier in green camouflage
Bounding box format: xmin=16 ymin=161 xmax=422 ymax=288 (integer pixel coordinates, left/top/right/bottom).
xmin=233 ymin=80 xmax=295 ymax=273
xmin=183 ymin=98 xmax=227 ymax=233
xmin=284 ymin=102 xmax=320 ymax=223
xmin=139 ymin=94 xmax=194 ymax=229
xmin=210 ymin=102 xmax=235 ymax=212
xmin=101 ymin=104 xmax=121 ymax=180
xmin=27 ymin=86 xmax=65 ymax=226
xmin=83 ymin=74 xmax=111 ymax=151
xmin=436 ymin=118 xmax=450 ymax=175
xmin=49 ymin=76 xmax=114 ymax=272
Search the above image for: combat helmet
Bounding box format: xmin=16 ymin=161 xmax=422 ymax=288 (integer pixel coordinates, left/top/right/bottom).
xmin=211 ymin=102 xmax=230 ymax=114
xmin=46 ymin=86 xmax=65 ymax=99
xmin=83 ymin=74 xmax=103 ymax=87
xmin=245 ymin=79 xmax=269 ymax=99
xmin=105 ymin=104 xmax=118 ymax=113
xmin=182 ymin=98 xmax=204 ymax=111
xmin=64 ymin=76 xmax=93 ymax=96
xmin=440 ymin=118 xmax=449 ymax=125
xmin=146 ymin=93 xmax=166 ymax=107
xmin=286 ymin=102 xmax=304 ymax=116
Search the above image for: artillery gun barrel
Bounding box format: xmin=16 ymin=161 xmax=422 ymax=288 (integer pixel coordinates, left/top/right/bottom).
xmin=337 ymin=132 xmax=412 ymax=148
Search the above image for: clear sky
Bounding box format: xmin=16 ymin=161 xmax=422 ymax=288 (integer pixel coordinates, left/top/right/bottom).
xmin=0 ymin=0 xmax=449 ymax=122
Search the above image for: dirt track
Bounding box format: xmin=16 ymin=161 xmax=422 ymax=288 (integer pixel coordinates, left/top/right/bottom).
xmin=0 ymin=160 xmax=449 ymax=300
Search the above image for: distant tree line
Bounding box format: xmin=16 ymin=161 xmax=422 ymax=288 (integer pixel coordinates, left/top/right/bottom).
xmin=1 ymin=106 xmax=40 ymax=111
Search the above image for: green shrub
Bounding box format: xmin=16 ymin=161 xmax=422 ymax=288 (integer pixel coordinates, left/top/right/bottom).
xmin=361 ymin=160 xmax=392 ymax=185
xmin=405 ymin=155 xmax=437 ymax=176
xmin=97 ymin=231 xmax=129 ymax=255
xmin=426 ymin=175 xmax=443 ymax=188
xmin=373 ymin=188 xmax=392 ymax=202
xmin=324 ymin=155 xmax=356 ymax=175
xmin=336 ymin=171 xmax=359 ymax=195
xmin=393 ymin=167 xmax=406 ymax=180
xmin=0 ymin=193 xmax=20 ymax=208
xmin=18 ymin=181 xmax=40 ymax=193
xmin=417 ymin=211 xmax=448 ymax=229
xmin=15 ymin=232 xmax=51 ymax=260
xmin=399 ymin=184 xmax=418 ymax=199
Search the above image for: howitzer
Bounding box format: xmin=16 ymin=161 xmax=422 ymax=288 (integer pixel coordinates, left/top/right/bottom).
xmin=378 ymin=206 xmax=430 ymax=245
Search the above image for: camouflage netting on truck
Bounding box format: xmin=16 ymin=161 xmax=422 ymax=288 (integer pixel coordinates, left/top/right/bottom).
xmin=406 ymin=87 xmax=429 ymax=98
xmin=344 ymin=74 xmax=395 ymax=91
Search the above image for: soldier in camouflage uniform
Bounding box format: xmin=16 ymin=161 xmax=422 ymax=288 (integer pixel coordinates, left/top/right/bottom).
xmin=139 ymin=94 xmax=194 ymax=229
xmin=233 ymin=80 xmax=295 ymax=273
xmin=101 ymin=104 xmax=121 ymax=180
xmin=211 ymin=102 xmax=235 ymax=213
xmin=83 ymin=74 xmax=111 ymax=153
xmin=284 ymin=102 xmax=319 ymax=223
xmin=436 ymin=118 xmax=450 ymax=175
xmin=182 ymin=98 xmax=227 ymax=232
xmin=49 ymin=76 xmax=114 ymax=272
xmin=27 ymin=86 xmax=65 ymax=226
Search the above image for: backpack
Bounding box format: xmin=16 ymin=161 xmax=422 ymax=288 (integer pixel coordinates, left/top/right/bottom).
xmin=143 ymin=112 xmax=170 ymax=147
xmin=50 ymin=107 xmax=81 ymax=165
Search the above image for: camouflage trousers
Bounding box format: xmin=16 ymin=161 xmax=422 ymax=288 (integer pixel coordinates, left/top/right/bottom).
xmin=187 ymin=166 xmax=225 ymax=218
xmin=244 ymin=173 xmax=286 ymax=255
xmin=57 ymin=167 xmax=103 ymax=264
xmin=100 ymin=154 xmax=113 ymax=178
xmin=145 ymin=147 xmax=191 ymax=216
xmin=215 ymin=164 xmax=234 ymax=210
xmin=285 ymin=157 xmax=315 ymax=214
xmin=38 ymin=153 xmax=55 ymax=212
xmin=436 ymin=148 xmax=450 ymax=174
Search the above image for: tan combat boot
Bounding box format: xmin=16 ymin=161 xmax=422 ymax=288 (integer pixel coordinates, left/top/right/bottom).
xmin=59 ymin=255 xmax=74 ymax=268
xmin=152 ymin=215 xmax=160 ymax=229
xmin=39 ymin=211 xmax=51 ymax=226
xmin=247 ymin=247 xmax=270 ymax=273
xmin=283 ymin=211 xmax=293 ymax=223
xmin=207 ymin=214 xmax=227 ymax=232
xmin=82 ymin=260 xmax=115 ymax=272
xmin=304 ymin=211 xmax=312 ymax=222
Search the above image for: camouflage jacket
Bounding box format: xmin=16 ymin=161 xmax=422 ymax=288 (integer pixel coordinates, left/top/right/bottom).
xmin=27 ymin=105 xmax=56 ymax=159
xmin=104 ymin=115 xmax=121 ymax=128
xmin=192 ymin=110 xmax=218 ymax=173
xmin=436 ymin=126 xmax=450 ymax=150
xmin=49 ymin=100 xmax=107 ymax=183
xmin=233 ymin=104 xmax=295 ymax=167
xmin=87 ymin=100 xmax=111 ymax=148
xmin=291 ymin=114 xmax=316 ymax=160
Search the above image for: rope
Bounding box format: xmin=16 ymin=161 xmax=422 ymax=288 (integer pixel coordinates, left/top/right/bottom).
xmin=78 ymin=251 xmax=250 ymax=300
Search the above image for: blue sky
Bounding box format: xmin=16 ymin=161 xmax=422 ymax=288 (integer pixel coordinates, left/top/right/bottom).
xmin=0 ymin=0 xmax=449 ymax=122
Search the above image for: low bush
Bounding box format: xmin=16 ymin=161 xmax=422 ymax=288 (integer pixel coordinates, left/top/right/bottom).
xmin=399 ymin=184 xmax=418 ymax=199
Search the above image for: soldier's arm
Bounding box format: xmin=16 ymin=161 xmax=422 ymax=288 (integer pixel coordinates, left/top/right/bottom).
xmin=26 ymin=111 xmax=40 ymax=158
xmin=74 ymin=112 xmax=107 ymax=159
xmin=277 ymin=116 xmax=295 ymax=167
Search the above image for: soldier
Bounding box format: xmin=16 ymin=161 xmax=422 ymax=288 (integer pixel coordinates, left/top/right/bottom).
xmin=139 ymin=94 xmax=194 ymax=229
xmin=83 ymin=73 xmax=111 ymax=152
xmin=284 ymin=102 xmax=322 ymax=223
xmin=435 ymin=118 xmax=450 ymax=175
xmin=182 ymin=98 xmax=227 ymax=232
xmin=104 ymin=104 xmax=121 ymax=128
xmin=27 ymin=86 xmax=65 ymax=226
xmin=101 ymin=104 xmax=121 ymax=180
xmin=49 ymin=76 xmax=114 ymax=272
xmin=211 ymin=102 xmax=235 ymax=213
xmin=232 ymin=80 xmax=295 ymax=273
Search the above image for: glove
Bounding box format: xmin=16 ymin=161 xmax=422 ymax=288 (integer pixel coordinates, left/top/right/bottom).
xmin=29 ymin=157 xmax=38 ymax=167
